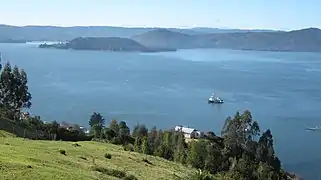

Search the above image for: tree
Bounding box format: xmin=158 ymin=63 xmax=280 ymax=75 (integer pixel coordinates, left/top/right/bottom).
xmin=173 ymin=133 xmax=186 ymax=164
xmin=103 ymin=128 xmax=116 ymax=140
xmin=153 ymin=129 xmax=163 ymax=155
xmin=204 ymin=143 xmax=224 ymax=174
xmin=187 ymin=140 xmax=208 ymax=169
xmin=118 ymin=121 xmax=131 ymax=144
xmin=256 ymin=129 xmax=281 ymax=171
xmin=91 ymin=124 xmax=103 ymax=138
xmin=221 ymin=110 xmax=261 ymax=158
xmin=89 ymin=112 xmax=105 ymax=128
xmin=141 ymin=136 xmax=150 ymax=155
xmin=0 ymin=62 xmax=31 ymax=120
xmin=147 ymin=126 xmax=157 ymax=153
xmin=109 ymin=119 xmax=119 ymax=134
xmin=134 ymin=136 xmax=141 ymax=152
xmin=118 ymin=121 xmax=130 ymax=136
xmin=132 ymin=124 xmax=148 ymax=138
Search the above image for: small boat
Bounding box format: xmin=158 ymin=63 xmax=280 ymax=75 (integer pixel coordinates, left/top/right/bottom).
xmin=208 ymin=93 xmax=224 ymax=104
xmin=306 ymin=125 xmax=321 ymax=131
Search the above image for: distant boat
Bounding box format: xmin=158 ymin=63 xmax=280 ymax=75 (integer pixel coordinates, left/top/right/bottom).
xmin=306 ymin=126 xmax=321 ymax=131
xmin=208 ymin=93 xmax=224 ymax=104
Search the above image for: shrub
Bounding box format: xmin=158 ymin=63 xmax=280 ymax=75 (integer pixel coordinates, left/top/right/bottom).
xmin=111 ymin=136 xmax=121 ymax=145
xmin=123 ymin=143 xmax=134 ymax=151
xmin=124 ymin=174 xmax=138 ymax=180
xmin=104 ymin=153 xmax=112 ymax=159
xmin=92 ymin=166 xmax=126 ymax=178
xmin=58 ymin=149 xmax=66 ymax=155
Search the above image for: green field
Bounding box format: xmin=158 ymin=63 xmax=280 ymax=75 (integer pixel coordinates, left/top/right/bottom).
xmin=0 ymin=131 xmax=196 ymax=180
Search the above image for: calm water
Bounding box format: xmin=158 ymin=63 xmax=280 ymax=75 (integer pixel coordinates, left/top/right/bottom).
xmin=1 ymin=43 xmax=321 ymax=179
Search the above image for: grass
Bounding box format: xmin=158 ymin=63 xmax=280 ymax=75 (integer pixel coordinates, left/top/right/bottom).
xmin=0 ymin=131 xmax=196 ymax=180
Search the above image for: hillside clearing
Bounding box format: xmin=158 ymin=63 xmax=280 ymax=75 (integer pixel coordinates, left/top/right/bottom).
xmin=0 ymin=134 xmax=195 ymax=180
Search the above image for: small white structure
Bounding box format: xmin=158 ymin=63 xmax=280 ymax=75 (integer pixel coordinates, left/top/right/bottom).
xmin=19 ymin=112 xmax=30 ymax=121
xmin=174 ymin=125 xmax=204 ymax=139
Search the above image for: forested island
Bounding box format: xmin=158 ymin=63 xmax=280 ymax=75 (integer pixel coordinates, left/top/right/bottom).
xmin=0 ymin=55 xmax=302 ymax=179
xmin=38 ymin=37 xmax=177 ymax=52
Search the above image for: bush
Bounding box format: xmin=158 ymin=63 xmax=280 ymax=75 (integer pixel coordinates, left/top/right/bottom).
xmin=111 ymin=136 xmax=121 ymax=145
xmin=104 ymin=153 xmax=112 ymax=159
xmin=92 ymin=166 xmax=126 ymax=178
xmin=124 ymin=174 xmax=138 ymax=180
xmin=59 ymin=149 xmax=66 ymax=155
xmin=123 ymin=143 xmax=134 ymax=151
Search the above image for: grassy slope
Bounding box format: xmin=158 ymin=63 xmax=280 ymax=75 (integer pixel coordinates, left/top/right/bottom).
xmin=0 ymin=131 xmax=195 ymax=180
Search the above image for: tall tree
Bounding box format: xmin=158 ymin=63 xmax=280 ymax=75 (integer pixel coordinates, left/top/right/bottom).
xmin=147 ymin=126 xmax=158 ymax=153
xmin=173 ymin=132 xmax=186 ymax=164
xmin=89 ymin=112 xmax=105 ymax=128
xmin=0 ymin=62 xmax=31 ymax=120
xmin=118 ymin=121 xmax=131 ymax=144
xmin=141 ymin=136 xmax=150 ymax=155
xmin=221 ymin=110 xmax=260 ymax=155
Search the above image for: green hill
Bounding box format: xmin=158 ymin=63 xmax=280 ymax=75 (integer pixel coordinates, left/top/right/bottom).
xmin=0 ymin=135 xmax=196 ymax=180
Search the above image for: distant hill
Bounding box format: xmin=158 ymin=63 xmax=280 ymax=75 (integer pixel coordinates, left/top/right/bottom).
xmin=190 ymin=27 xmax=278 ymax=34
xmin=132 ymin=29 xmax=209 ymax=49
xmin=39 ymin=37 xmax=176 ymax=52
xmin=0 ymin=24 xmax=276 ymax=41
xmin=133 ymin=28 xmax=321 ymax=52
xmin=0 ymin=39 xmax=27 ymax=43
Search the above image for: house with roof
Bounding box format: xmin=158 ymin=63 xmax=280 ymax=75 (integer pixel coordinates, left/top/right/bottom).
xmin=174 ymin=125 xmax=204 ymax=139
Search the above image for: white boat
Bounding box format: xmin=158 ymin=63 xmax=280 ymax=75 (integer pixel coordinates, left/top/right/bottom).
xmin=306 ymin=125 xmax=321 ymax=131
xmin=208 ymin=93 xmax=224 ymax=104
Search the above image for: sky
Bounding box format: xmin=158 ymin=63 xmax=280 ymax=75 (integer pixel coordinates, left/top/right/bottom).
xmin=0 ymin=0 xmax=320 ymax=30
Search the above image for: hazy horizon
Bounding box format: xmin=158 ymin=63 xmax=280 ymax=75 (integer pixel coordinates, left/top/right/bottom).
xmin=0 ymin=23 xmax=318 ymax=32
xmin=0 ymin=0 xmax=320 ymax=31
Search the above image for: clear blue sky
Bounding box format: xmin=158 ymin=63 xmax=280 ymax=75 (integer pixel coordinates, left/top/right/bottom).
xmin=0 ymin=0 xmax=319 ymax=30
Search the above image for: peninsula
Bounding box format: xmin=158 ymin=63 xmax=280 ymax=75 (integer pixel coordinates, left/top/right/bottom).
xmin=39 ymin=37 xmax=177 ymax=52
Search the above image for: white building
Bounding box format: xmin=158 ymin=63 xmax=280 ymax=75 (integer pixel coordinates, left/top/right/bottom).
xmin=174 ymin=125 xmax=204 ymax=139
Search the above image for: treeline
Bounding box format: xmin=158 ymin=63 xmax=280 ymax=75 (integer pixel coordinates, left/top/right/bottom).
xmin=88 ymin=111 xmax=290 ymax=180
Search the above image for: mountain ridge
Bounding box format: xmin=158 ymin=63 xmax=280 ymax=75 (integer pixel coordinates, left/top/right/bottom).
xmin=0 ymin=24 xmax=278 ymax=41
xmin=133 ymin=27 xmax=321 ymax=52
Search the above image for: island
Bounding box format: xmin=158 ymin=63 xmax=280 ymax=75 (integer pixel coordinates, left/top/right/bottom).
xmin=38 ymin=37 xmax=177 ymax=52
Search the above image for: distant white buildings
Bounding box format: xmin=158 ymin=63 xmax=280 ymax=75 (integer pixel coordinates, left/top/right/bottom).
xmin=174 ymin=125 xmax=204 ymax=139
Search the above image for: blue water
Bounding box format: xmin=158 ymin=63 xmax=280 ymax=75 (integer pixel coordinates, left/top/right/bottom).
xmin=1 ymin=43 xmax=321 ymax=179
